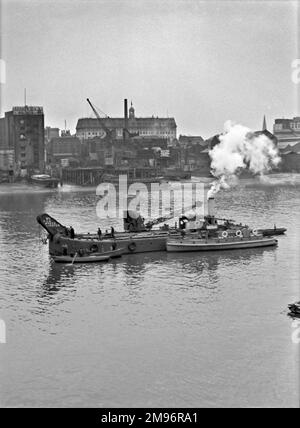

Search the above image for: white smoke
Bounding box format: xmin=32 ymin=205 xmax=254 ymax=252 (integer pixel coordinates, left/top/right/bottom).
xmin=207 ymin=120 xmax=281 ymax=198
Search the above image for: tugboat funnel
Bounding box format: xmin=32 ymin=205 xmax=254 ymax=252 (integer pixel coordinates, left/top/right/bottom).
xmin=207 ymin=197 xmax=215 ymax=217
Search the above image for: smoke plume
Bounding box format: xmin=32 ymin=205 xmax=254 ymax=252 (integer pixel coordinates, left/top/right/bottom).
xmin=207 ymin=121 xmax=281 ymax=198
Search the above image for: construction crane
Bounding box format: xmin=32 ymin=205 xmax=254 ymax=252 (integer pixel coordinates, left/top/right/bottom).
xmin=86 ymin=98 xmax=114 ymax=142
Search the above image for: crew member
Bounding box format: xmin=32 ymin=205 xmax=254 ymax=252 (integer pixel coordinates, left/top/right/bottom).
xmin=97 ymin=227 xmax=102 ymax=240
xmin=70 ymin=226 xmax=75 ymax=239
xmin=111 ymin=226 xmax=115 ymax=238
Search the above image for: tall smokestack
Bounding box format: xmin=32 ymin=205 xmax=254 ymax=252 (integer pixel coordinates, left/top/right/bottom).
xmin=124 ymin=99 xmax=128 ymax=141
xmin=207 ymin=197 xmax=215 ymax=217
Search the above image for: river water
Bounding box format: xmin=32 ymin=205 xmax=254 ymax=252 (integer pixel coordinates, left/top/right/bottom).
xmin=0 ymin=174 xmax=299 ymax=407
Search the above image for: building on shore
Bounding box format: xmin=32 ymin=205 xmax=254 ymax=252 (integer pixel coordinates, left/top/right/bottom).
xmin=46 ymin=135 xmax=82 ymax=168
xmin=278 ymin=142 xmax=300 ymax=172
xmin=178 ymin=135 xmax=205 ymax=148
xmin=1 ymin=106 xmax=45 ymax=174
xmin=76 ymin=102 xmax=177 ymax=143
xmin=83 ymin=137 xmax=168 ymax=169
xmin=273 ymin=116 xmax=300 ymax=149
xmin=0 ymin=117 xmax=14 ymax=181
xmin=45 ymin=126 xmax=60 ymax=144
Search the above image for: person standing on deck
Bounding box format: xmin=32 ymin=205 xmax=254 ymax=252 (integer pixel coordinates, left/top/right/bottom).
xmin=97 ymin=228 xmax=102 ymax=240
xmin=111 ymin=226 xmax=115 ymax=238
xmin=70 ymin=226 xmax=75 ymax=239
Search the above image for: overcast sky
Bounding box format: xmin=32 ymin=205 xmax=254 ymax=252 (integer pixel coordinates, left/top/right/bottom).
xmin=0 ymin=0 xmax=299 ymax=138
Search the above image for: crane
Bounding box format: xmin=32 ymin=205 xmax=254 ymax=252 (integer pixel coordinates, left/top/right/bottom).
xmin=86 ymin=98 xmax=114 ymax=142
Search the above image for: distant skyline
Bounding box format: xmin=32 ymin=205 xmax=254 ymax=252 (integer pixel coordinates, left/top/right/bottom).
xmin=1 ymin=0 xmax=299 ymax=138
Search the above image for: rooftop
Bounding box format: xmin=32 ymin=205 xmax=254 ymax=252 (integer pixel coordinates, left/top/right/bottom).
xmin=76 ymin=116 xmax=176 ymax=130
xmin=280 ymin=142 xmax=300 ymax=154
xmin=11 ymin=106 xmax=44 ymax=115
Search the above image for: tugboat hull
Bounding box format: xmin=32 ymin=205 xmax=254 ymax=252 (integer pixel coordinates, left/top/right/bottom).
xmin=166 ymin=237 xmax=278 ymax=252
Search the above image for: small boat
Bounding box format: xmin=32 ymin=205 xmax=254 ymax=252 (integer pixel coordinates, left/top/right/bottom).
xmin=258 ymin=227 xmax=287 ymax=237
xmin=53 ymin=254 xmax=110 ymax=263
xmin=288 ymin=301 xmax=300 ymax=316
xmin=30 ymin=174 xmax=60 ymax=188
xmin=52 ymin=247 xmax=124 ymax=263
xmin=101 ymin=247 xmax=124 ymax=258
xmin=166 ymin=235 xmax=278 ymax=252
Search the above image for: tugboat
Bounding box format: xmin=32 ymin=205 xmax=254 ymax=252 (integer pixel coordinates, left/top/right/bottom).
xmin=166 ymin=230 xmax=278 ymax=252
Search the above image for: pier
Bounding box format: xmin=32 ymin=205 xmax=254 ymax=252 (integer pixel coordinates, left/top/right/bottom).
xmin=61 ymin=166 xmax=162 ymax=186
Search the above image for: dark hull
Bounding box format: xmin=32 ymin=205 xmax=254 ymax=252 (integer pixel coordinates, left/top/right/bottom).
xmin=49 ymin=232 xmax=169 ymax=256
xmin=53 ymin=254 xmax=110 ymax=263
xmin=259 ymin=228 xmax=286 ymax=236
xmin=288 ymin=311 xmax=300 ymax=318
xmin=52 ymin=247 xmax=124 ymax=262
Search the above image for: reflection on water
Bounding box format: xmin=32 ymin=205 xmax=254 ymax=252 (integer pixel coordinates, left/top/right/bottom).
xmin=0 ymin=176 xmax=299 ymax=407
xmin=40 ymin=247 xmax=274 ymax=306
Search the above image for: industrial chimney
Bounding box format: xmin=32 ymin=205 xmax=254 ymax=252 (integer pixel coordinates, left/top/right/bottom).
xmin=123 ymin=99 xmax=128 ymax=141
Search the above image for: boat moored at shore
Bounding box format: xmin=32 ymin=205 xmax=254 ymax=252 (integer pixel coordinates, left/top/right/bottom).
xmin=30 ymin=174 xmax=60 ymax=188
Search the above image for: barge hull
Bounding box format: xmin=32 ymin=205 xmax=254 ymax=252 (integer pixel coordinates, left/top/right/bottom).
xmin=49 ymin=234 xmax=167 ymax=256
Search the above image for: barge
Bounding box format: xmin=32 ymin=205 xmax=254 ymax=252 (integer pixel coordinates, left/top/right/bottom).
xmin=37 ymin=213 xmax=171 ymax=256
xmin=37 ymin=194 xmax=286 ymax=257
